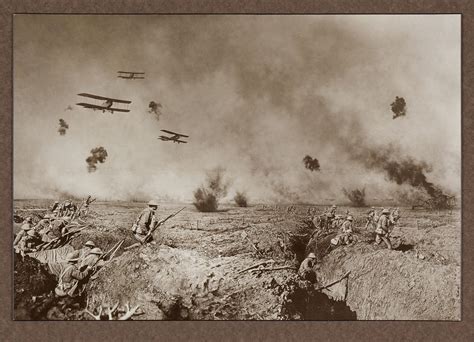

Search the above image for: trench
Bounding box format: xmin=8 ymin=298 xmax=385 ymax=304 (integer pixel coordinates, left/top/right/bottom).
xmin=14 ymin=254 xmax=88 ymax=320
xmin=282 ymin=227 xmax=358 ymax=320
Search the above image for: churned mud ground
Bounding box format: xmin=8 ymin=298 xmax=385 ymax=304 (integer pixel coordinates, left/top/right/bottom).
xmin=14 ymin=199 xmax=460 ymax=320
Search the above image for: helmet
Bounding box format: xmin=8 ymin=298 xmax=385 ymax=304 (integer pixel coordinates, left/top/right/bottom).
xmin=382 ymin=209 xmax=390 ymax=214
xmin=27 ymin=229 xmax=38 ymax=237
xmin=84 ymin=240 xmax=95 ymax=248
xmin=25 ymin=217 xmax=32 ymax=223
xmin=44 ymin=214 xmax=51 ymax=219
xmin=371 ymin=207 xmax=375 ymax=209
xmin=332 ymin=205 xmax=337 ymax=208
xmin=148 ymin=200 xmax=159 ymax=207
xmin=21 ymin=223 xmax=32 ymax=231
xmin=307 ymin=253 xmax=316 ymax=259
xmin=89 ymin=248 xmax=103 ymax=255
xmin=66 ymin=251 xmax=80 ymax=262
xmin=347 ymin=216 xmax=353 ymax=221
xmin=54 ymin=201 xmax=59 ymax=204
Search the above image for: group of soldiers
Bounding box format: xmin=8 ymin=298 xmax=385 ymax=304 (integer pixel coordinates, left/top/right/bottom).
xmin=13 ymin=197 xmax=94 ymax=254
xmin=14 ymin=197 xmax=106 ymax=298
xmin=299 ymin=205 xmax=401 ymax=282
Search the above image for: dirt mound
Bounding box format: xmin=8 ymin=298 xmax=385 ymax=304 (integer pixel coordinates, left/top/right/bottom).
xmin=316 ymin=242 xmax=461 ymax=320
xmin=87 ymin=245 xmax=298 ymax=320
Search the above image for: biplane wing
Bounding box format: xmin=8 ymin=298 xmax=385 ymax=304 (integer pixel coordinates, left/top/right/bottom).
xmin=76 ymin=103 xmax=130 ymax=113
xmin=160 ymin=129 xmax=189 ymax=138
xmin=158 ymin=136 xmax=171 ymax=141
xmin=117 ymin=71 xmax=145 ymax=74
xmin=176 ymin=140 xmax=188 ymax=144
xmin=118 ymin=76 xmax=145 ymax=79
xmin=78 ymin=93 xmax=132 ymax=104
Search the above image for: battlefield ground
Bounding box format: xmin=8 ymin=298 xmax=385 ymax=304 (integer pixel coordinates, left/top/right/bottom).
xmin=13 ymin=199 xmax=461 ymax=320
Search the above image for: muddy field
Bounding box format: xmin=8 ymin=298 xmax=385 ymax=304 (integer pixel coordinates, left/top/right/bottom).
xmin=13 ymin=199 xmax=461 ymax=320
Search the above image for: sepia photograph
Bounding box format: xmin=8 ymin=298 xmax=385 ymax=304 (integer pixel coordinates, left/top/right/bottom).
xmin=13 ymin=14 xmax=460 ymax=321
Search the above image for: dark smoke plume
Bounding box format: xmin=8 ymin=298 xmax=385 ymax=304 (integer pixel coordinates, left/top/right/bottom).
xmin=390 ymin=96 xmax=407 ymax=119
xmin=148 ymin=101 xmax=162 ymax=121
xmin=303 ymin=155 xmax=320 ymax=172
xmin=193 ymin=167 xmax=230 ymax=212
xmin=359 ymin=145 xmax=452 ymax=209
xmin=86 ymin=146 xmax=108 ymax=172
xmin=234 ymin=191 xmax=248 ymax=207
xmin=343 ymin=187 xmax=366 ymax=207
xmin=58 ymin=119 xmax=69 ymax=136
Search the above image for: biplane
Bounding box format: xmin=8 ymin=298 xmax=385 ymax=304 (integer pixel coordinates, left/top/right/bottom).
xmin=76 ymin=93 xmax=132 ymax=113
xmin=158 ymin=130 xmax=189 ymax=144
xmin=117 ymin=71 xmax=145 ymax=79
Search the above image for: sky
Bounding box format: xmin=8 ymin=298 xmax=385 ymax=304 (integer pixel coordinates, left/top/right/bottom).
xmin=13 ymin=15 xmax=461 ymax=203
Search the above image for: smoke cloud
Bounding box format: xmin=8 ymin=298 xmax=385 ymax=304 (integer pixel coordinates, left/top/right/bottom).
xmin=303 ymin=155 xmax=321 ymax=172
xmin=86 ymin=147 xmax=108 ymax=173
xmin=342 ymin=187 xmax=366 ymax=207
xmin=58 ymin=119 xmax=69 ymax=136
xmin=13 ymin=15 xmax=460 ymax=203
xmin=391 ymin=96 xmax=407 ymax=119
xmin=148 ymin=101 xmax=162 ymax=121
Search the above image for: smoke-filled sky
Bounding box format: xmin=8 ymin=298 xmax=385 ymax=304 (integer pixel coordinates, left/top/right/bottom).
xmin=14 ymin=15 xmax=460 ymax=203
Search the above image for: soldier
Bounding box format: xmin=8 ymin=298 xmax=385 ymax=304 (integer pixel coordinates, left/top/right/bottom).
xmin=341 ymin=216 xmax=354 ymax=234
xmin=365 ymin=207 xmax=376 ymax=229
xmin=41 ymin=218 xmax=69 ymax=242
xmin=13 ymin=217 xmax=33 ymax=246
xmin=132 ymin=200 xmax=160 ymax=243
xmin=324 ymin=205 xmax=337 ymax=230
xmin=78 ymin=240 xmax=96 ymax=258
xmin=79 ymin=247 xmax=103 ymax=269
xmin=50 ymin=201 xmax=60 ymax=213
xmin=55 ymin=251 xmax=94 ymax=297
xmin=298 ymin=253 xmax=317 ymax=283
xmin=16 ymin=229 xmax=41 ymax=254
xmin=374 ymin=208 xmax=392 ymax=249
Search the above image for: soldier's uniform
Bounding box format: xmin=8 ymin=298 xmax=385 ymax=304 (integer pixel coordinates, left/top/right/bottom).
xmin=298 ymin=253 xmax=317 ymax=283
xmin=132 ymin=200 xmax=159 ymax=243
xmin=13 ymin=218 xmax=33 ymax=246
xmin=55 ymin=251 xmax=93 ymax=297
xmin=16 ymin=229 xmax=41 ymax=254
xmin=375 ymin=209 xmax=392 ymax=249
xmin=79 ymin=247 xmax=103 ymax=269
xmin=341 ymin=218 xmax=353 ymax=234
xmin=365 ymin=208 xmax=376 ymax=229
xmin=78 ymin=241 xmax=95 ymax=259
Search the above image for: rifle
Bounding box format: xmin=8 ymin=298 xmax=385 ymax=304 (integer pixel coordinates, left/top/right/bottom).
xmin=80 ymin=239 xmax=125 ymax=272
xmin=142 ymin=207 xmax=185 ymax=244
xmin=37 ymin=226 xmax=87 ymax=251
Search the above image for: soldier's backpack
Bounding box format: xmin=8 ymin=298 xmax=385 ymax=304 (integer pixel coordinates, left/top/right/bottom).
xmin=55 ymin=265 xmax=78 ymax=297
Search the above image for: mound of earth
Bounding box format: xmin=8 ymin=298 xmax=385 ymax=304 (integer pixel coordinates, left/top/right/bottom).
xmin=87 ymin=245 xmax=299 ymax=320
xmin=315 ymin=242 xmax=461 ymax=320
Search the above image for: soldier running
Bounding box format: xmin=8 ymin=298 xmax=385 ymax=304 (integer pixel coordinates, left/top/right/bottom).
xmin=374 ymin=208 xmax=392 ymax=249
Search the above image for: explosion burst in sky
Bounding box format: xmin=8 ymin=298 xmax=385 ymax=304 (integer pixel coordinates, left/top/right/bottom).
xmin=86 ymin=147 xmax=108 ymax=173
xmin=303 ymin=155 xmax=320 ymax=172
xmin=57 ymin=118 xmax=69 ymax=136
xmin=390 ymin=96 xmax=407 ymax=119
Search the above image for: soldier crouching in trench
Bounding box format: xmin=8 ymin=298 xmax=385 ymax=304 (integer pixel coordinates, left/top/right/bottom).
xmin=55 ymin=251 xmax=95 ymax=297
xmin=298 ymin=253 xmax=317 ymax=283
xmin=132 ymin=200 xmax=161 ymax=244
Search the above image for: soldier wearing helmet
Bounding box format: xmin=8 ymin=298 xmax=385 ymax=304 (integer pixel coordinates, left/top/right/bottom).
xmin=298 ymin=253 xmax=317 ymax=283
xmin=55 ymin=251 xmax=94 ymax=297
xmin=132 ymin=200 xmax=161 ymax=243
xmin=374 ymin=208 xmax=392 ymax=249
xmin=341 ymin=216 xmax=354 ymax=234
xmin=78 ymin=240 xmax=96 ymax=258
xmin=365 ymin=207 xmax=376 ymax=229
xmin=13 ymin=217 xmax=34 ymax=246
xmin=79 ymin=247 xmax=103 ymax=270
